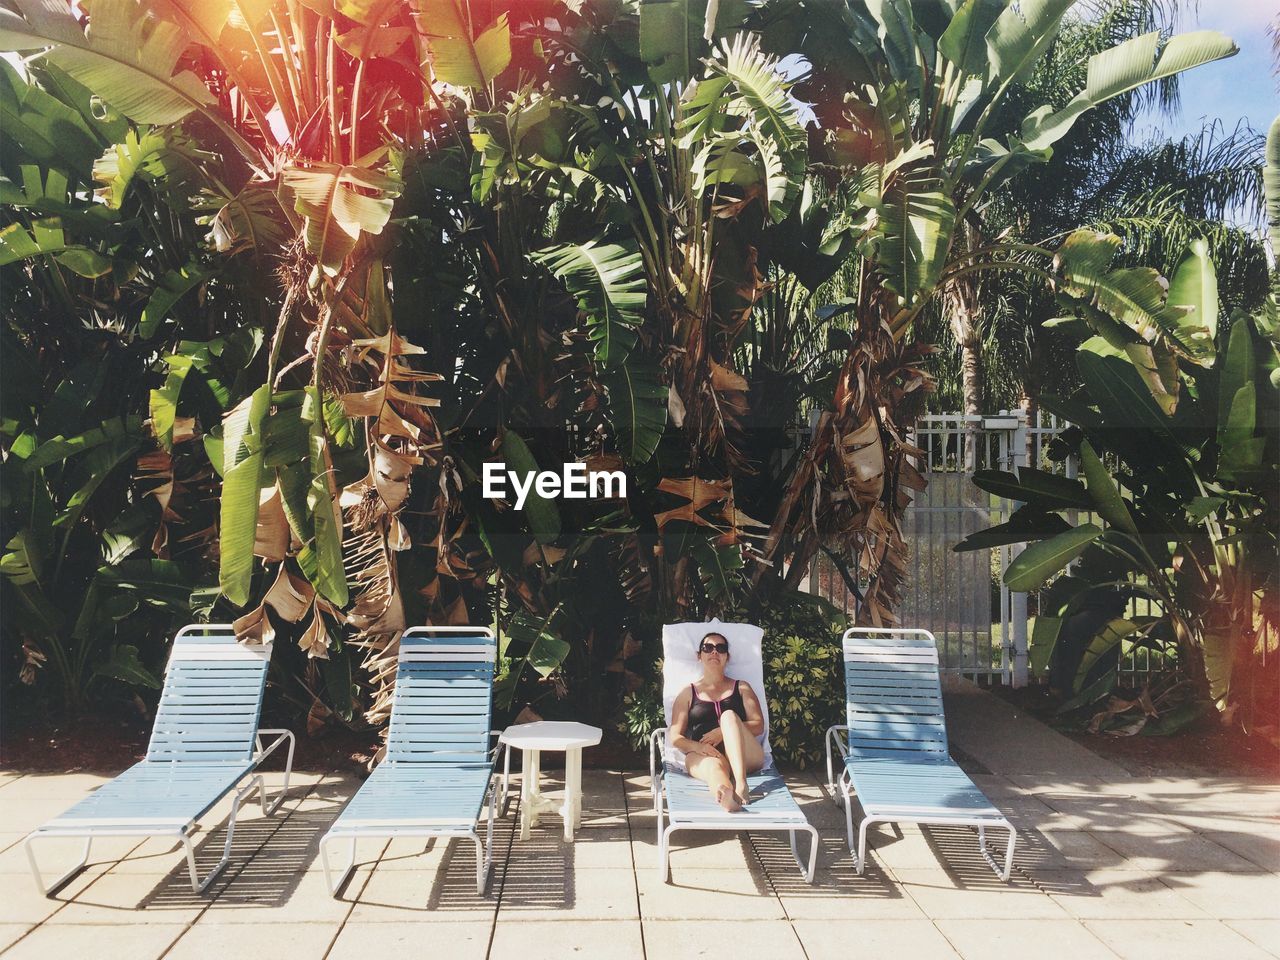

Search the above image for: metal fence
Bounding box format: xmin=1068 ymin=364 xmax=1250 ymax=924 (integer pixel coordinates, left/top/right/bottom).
xmin=805 ymin=409 xmax=1173 ymax=687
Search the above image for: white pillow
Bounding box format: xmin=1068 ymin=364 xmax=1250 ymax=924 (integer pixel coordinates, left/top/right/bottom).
xmin=661 ymin=619 xmax=772 ymax=768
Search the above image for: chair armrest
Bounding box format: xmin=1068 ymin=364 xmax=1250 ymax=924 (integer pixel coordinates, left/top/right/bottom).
xmin=825 ymin=725 xmax=850 ymax=793
xmin=255 ymin=729 xmax=295 ymax=765
xmin=649 ymin=727 xmax=669 ymax=781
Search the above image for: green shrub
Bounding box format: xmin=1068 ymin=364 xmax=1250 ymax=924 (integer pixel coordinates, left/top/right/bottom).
xmin=756 ymin=591 xmax=847 ymax=768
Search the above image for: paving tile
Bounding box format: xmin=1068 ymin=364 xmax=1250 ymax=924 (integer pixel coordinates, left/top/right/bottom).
xmin=793 ymin=918 xmax=962 ymax=960
xmin=498 ymin=865 xmax=638 ymax=919
xmin=1200 ymin=831 xmax=1280 ymax=872
xmin=165 ymin=920 xmax=338 ymax=959
xmin=936 ymin=918 xmax=1120 ymax=960
xmin=893 ymin=867 xmax=1070 ymax=920
xmin=345 ymin=852 xmax=498 ymax=922
xmin=1029 ymin=868 xmax=1208 ymax=920
xmin=0 ymin=923 xmax=33 ymax=952
xmin=198 ymin=865 xmax=367 ymax=923
xmin=1084 ymin=919 xmax=1275 ymax=960
xmin=0 ymin=773 xmax=114 ymax=800
xmin=1226 ymin=920 xmax=1280 ymax=958
xmin=632 ymin=828 xmax=761 ymax=870
xmin=0 ymin=921 xmax=187 ymax=959
xmin=643 ymin=919 xmax=803 ymax=959
xmin=1092 ymin=829 xmax=1262 ymax=872
xmin=636 ymin=867 xmax=784 ymax=920
xmin=1157 ymin=871 xmax=1280 ymax=919
xmin=0 ymin=867 xmax=98 ymax=924
xmin=491 ymin=918 xmax=645 ymax=959
xmin=44 ymin=871 xmax=206 ymax=924
xmin=1013 ymin=829 xmax=1130 ymax=870
xmin=327 ymin=920 xmax=491 ymax=959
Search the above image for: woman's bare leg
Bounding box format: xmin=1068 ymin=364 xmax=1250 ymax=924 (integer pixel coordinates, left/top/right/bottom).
xmin=685 ymin=752 xmax=740 ymax=812
xmin=719 ymin=712 xmax=765 ymax=804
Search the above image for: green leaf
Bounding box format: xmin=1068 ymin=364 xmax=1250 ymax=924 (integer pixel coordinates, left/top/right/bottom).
xmin=24 ymin=415 xmax=143 ymax=470
xmin=149 ymin=356 xmax=193 ymax=452
xmin=938 ymin=0 xmax=1004 ymax=78
xmin=141 ymin=263 xmax=208 ymax=338
xmin=602 ymin=362 xmax=668 ymax=464
xmin=1029 ymin=615 xmax=1063 ymax=677
xmin=281 ymin=162 xmax=402 ymax=275
xmin=1021 ymin=31 xmax=1237 ymax=152
xmin=972 ymin=467 xmax=1092 ymax=509
xmin=499 ymin=430 xmax=562 ymax=545
xmin=640 ymin=0 xmax=729 ymax=83
xmin=54 ymin=246 xmax=113 ymax=278
xmin=1166 ymin=238 xmax=1219 ymax=352
xmin=1074 ymin=618 xmax=1136 ymax=689
xmin=532 ymin=240 xmax=647 ymax=368
xmin=986 ymin=0 xmax=1075 ymax=87
xmin=1079 ymin=440 xmax=1137 ymax=534
xmin=874 ymin=185 xmax=956 ymax=306
xmin=218 ymin=385 xmax=270 ymax=606
xmin=1055 ymin=669 xmax=1117 ymax=714
xmin=1004 ymin=523 xmax=1103 ymax=592
xmin=953 ymin=504 xmax=1071 ymax=552
xmin=418 ymin=1 xmax=511 ymax=87
xmin=100 ymin=502 xmax=156 ymax=564
xmin=94 ymin=643 xmax=161 ymax=689
xmin=0 ymin=0 xmax=217 ymax=125
xmin=303 ymin=387 xmax=348 ymax=606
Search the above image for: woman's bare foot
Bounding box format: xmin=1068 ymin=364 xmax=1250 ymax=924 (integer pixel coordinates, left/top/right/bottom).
xmin=713 ymin=783 xmax=742 ymax=812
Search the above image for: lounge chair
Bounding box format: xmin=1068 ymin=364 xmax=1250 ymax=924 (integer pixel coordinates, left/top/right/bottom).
xmin=650 ymin=619 xmax=819 ymax=883
xmin=825 ymin=627 xmax=1017 ymax=880
xmin=319 ymin=626 xmax=504 ymax=896
xmin=25 ymin=624 xmax=295 ymax=895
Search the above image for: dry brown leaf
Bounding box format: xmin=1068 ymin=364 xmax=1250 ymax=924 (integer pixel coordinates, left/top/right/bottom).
xmin=298 ymin=604 xmax=332 ymax=659
xmin=262 ymin=563 xmax=315 ymax=622
xmin=233 ymin=603 xmax=275 ymax=645
xmin=254 ymin=483 xmax=290 ymax=561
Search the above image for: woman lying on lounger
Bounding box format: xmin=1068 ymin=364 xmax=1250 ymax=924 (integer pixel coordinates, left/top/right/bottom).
xmin=668 ymin=632 xmax=766 ymax=812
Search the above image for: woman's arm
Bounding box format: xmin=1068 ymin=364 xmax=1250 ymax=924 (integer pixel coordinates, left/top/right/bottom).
xmin=669 ymin=687 xmax=718 ymax=757
xmin=738 ymin=682 xmax=766 ymax=737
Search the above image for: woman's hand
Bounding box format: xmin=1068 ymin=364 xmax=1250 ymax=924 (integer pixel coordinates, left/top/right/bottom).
xmin=686 ymin=741 xmax=721 ymax=758
xmin=699 ymin=728 xmax=724 ymax=748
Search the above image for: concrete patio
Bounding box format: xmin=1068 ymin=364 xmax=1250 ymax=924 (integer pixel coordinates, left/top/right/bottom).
xmin=1 ymin=681 xmax=1277 ymax=960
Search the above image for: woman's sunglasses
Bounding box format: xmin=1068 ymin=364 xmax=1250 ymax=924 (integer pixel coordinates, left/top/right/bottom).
xmin=699 ymin=642 xmax=729 ymax=654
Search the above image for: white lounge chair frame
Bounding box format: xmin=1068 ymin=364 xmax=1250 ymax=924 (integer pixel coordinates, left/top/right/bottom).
xmin=319 ymin=626 xmax=506 ymax=897
xmin=825 ymin=627 xmax=1016 ymax=880
xmin=25 ymin=624 xmax=295 ymax=895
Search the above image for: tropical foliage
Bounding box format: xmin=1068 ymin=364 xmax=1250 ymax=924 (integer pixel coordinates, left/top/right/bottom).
xmin=956 ymin=122 xmax=1280 ymax=737
xmin=0 ymin=0 xmax=1260 ymax=742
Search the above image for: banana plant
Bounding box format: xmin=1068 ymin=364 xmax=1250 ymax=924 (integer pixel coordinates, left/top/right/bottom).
xmin=749 ymin=0 xmax=1239 ymax=627
xmin=956 ymin=216 xmax=1279 ymax=736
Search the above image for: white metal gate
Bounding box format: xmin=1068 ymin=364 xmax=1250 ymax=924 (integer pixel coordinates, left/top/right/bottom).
xmin=808 ymin=411 xmax=1067 ymax=687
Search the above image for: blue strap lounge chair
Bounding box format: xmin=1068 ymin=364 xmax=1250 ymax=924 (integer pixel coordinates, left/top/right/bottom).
xmin=319 ymin=626 xmax=505 ymax=896
xmin=650 ymin=619 xmax=819 ymax=884
xmin=25 ymin=625 xmax=295 ymax=895
xmin=825 ymin=628 xmax=1017 ymax=880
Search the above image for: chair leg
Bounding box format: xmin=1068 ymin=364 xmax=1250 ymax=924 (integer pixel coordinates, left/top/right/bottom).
xmin=320 ymin=834 xmax=357 ymax=897
xmin=787 ymin=828 xmax=819 ymax=884
xmin=183 ymin=778 xmax=255 ymax=894
xmin=25 ymin=834 xmax=92 ymax=897
xmin=476 ymin=779 xmax=497 ymax=895
xmin=659 ymin=823 xmax=674 ymax=883
xmin=256 ymin=730 xmax=296 ymax=816
xmin=856 ymin=817 xmax=871 ymax=875
xmin=976 ymin=823 xmax=1017 ymax=882
xmin=843 ymin=787 xmax=856 ymax=853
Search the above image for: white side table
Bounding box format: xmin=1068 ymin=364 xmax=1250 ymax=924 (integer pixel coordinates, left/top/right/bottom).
xmin=499 ymin=721 xmax=602 ymax=841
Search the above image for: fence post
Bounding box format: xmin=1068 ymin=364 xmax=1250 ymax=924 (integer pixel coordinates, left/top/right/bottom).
xmin=1010 ymin=409 xmax=1030 ymax=688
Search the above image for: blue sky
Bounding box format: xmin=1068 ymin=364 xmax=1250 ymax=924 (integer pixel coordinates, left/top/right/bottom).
xmin=1134 ymin=0 xmax=1278 ymax=141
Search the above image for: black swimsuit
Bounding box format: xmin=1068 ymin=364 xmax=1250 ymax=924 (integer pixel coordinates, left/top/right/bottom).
xmin=686 ymin=680 xmax=747 ymax=743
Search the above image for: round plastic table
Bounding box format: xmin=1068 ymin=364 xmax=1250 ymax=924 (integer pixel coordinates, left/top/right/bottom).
xmin=499 ymin=721 xmax=602 ymax=841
